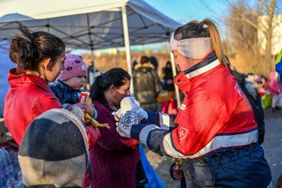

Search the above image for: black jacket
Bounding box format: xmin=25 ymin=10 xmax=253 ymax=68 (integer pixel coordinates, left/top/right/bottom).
xmin=162 ymin=67 xmax=175 ymax=91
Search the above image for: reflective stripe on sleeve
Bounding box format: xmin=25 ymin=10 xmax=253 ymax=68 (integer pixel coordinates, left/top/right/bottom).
xmin=163 ymin=129 xmax=258 ymax=159
xmin=139 ymin=124 xmax=160 ymax=146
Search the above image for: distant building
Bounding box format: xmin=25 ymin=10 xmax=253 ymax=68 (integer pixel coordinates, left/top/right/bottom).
xmin=258 ymin=14 xmax=282 ymax=55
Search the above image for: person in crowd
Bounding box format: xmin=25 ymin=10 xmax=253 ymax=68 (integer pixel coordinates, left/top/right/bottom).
xmin=161 ymin=61 xmax=175 ymax=92
xmin=87 ymin=63 xmax=102 ymax=90
xmin=132 ymin=60 xmax=138 ymax=70
xmin=244 ymin=73 xmax=258 ymax=99
xmin=50 ymin=54 xmax=101 ymax=187
xmin=87 ymin=62 xmax=95 ymax=86
xmin=89 ymin=68 xmax=147 ymax=188
xmin=269 ymin=71 xmax=281 ymax=112
xmin=133 ymin=56 xmax=162 ymax=112
xmin=256 ymin=75 xmax=266 ymax=97
xmin=117 ymin=19 xmax=272 ymax=187
xmin=160 ymin=61 xmax=177 ymax=114
xmin=4 ymin=24 xmax=65 ymax=146
xmin=149 ymin=56 xmax=159 ymax=71
xmin=255 ymin=75 xmax=268 ymax=107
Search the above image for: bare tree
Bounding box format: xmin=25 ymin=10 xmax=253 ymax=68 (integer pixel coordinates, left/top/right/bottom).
xmin=224 ymin=0 xmax=280 ymax=74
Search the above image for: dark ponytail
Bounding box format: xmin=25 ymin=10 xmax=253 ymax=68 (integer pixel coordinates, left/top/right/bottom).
xmin=91 ymin=75 xmax=107 ymax=105
xmin=90 ymin=68 xmax=130 ymax=106
xmin=9 ymin=22 xmax=65 ymax=72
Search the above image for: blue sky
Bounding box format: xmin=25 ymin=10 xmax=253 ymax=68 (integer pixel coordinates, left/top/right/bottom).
xmin=75 ymin=0 xmax=281 ymax=53
xmin=127 ymin=0 xmax=228 ymax=52
xmin=144 ymin=0 xmax=228 ymax=32
xmin=144 ymin=0 xmax=227 ymax=23
xmin=144 ymin=0 xmax=282 ymax=34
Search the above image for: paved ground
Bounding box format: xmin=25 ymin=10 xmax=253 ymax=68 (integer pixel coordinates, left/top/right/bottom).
xmin=145 ymin=109 xmax=282 ymax=187
xmin=263 ymin=109 xmax=282 ymax=187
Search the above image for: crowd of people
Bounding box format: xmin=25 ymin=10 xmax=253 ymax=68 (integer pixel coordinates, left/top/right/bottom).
xmin=242 ymin=72 xmax=282 ymax=112
xmin=0 ymin=18 xmax=280 ymax=188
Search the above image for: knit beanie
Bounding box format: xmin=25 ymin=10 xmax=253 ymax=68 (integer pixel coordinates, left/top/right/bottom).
xmin=59 ymin=54 xmax=87 ymax=81
xmin=18 ymin=108 xmax=89 ymax=188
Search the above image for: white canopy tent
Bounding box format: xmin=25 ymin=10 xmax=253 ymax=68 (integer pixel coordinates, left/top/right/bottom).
xmin=0 ymin=0 xmax=181 ymax=105
xmin=0 ymin=0 xmax=180 ymax=51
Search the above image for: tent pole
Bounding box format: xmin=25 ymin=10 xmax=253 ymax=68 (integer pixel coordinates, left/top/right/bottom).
xmin=121 ymin=5 xmax=134 ymax=95
xmin=47 ymin=19 xmax=50 ymax=33
xmin=170 ymin=52 xmax=181 ymax=108
xmin=86 ymin=13 xmax=95 ymax=86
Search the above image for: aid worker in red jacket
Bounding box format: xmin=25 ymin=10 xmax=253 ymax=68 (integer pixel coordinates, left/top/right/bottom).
xmin=117 ymin=19 xmax=272 ymax=188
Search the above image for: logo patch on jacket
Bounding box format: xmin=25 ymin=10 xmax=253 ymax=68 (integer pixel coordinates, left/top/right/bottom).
xmin=179 ymin=127 xmax=188 ymax=140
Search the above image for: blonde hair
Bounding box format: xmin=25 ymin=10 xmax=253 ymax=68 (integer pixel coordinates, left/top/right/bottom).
xmin=201 ymin=19 xmax=223 ymax=64
xmin=173 ymin=19 xmax=224 ymax=64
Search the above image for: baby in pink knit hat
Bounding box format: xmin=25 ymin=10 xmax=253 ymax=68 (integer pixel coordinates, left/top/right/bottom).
xmin=59 ymin=54 xmax=87 ymax=84
xmin=51 ymin=54 xmax=96 ymax=117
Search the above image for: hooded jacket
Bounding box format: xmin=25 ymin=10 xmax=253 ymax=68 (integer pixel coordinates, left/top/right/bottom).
xmin=4 ymin=68 xmax=61 ymax=145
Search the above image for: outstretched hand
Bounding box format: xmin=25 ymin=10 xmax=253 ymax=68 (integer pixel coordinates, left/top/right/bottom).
xmin=113 ymin=96 xmax=148 ymax=121
xmin=116 ymin=110 xmax=139 ymax=138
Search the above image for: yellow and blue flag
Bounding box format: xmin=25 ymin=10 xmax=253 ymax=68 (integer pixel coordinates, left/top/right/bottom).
xmin=276 ymin=49 xmax=282 ymax=77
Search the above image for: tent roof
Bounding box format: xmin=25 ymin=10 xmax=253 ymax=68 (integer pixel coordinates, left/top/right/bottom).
xmin=0 ymin=0 xmax=181 ymax=50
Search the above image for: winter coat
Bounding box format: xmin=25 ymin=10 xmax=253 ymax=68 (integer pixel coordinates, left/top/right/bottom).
xmin=162 ymin=67 xmax=175 ymax=92
xmin=133 ymin=63 xmax=162 ymax=112
xmin=133 ymin=52 xmax=272 ymax=187
xmin=269 ymin=79 xmax=281 ymax=95
xmin=90 ymin=101 xmax=139 ymax=188
xmin=50 ymin=80 xmax=80 ymax=104
xmin=4 ymin=68 xmax=62 ymax=145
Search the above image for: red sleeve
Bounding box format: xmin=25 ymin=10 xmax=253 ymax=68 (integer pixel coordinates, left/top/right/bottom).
xmin=172 ymin=92 xmax=231 ymax=155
